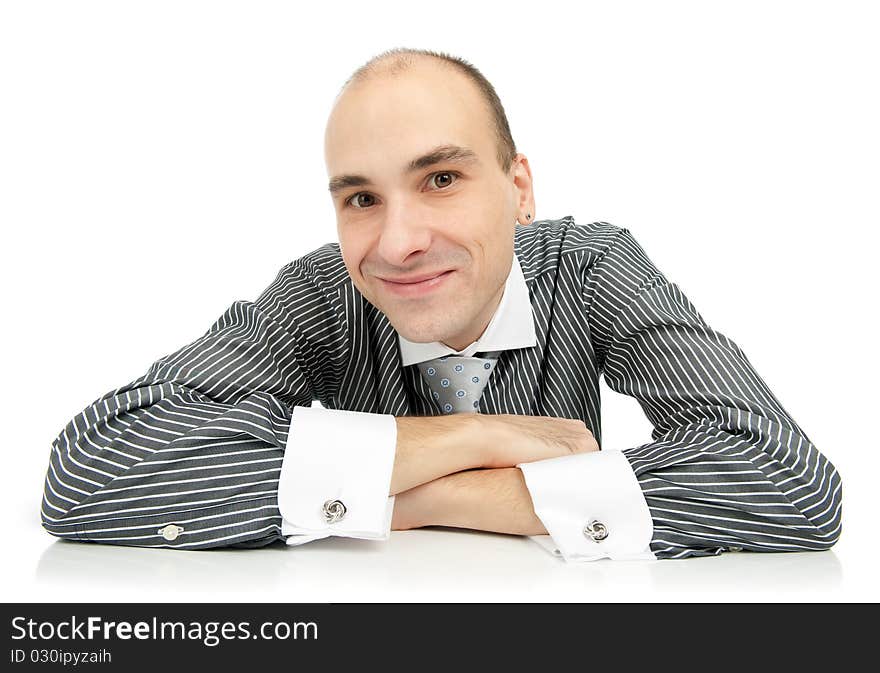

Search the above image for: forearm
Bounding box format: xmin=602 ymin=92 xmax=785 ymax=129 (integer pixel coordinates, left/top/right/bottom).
xmin=390 ymin=414 xmax=487 ymax=495
xmin=392 ymin=467 xmax=548 ymax=536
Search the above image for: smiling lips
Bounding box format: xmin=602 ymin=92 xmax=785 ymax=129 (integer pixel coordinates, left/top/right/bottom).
xmin=380 ymin=270 xmax=455 ymax=297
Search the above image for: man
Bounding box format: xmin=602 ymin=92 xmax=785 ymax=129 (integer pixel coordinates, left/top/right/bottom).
xmin=40 ymin=47 xmax=843 ymax=562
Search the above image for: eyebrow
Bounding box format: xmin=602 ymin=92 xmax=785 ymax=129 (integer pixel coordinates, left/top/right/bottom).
xmin=328 ymin=144 xmax=480 ymax=196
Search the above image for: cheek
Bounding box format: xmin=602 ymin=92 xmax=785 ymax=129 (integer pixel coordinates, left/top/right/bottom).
xmin=339 ymin=237 xmax=365 ymax=275
xmin=341 ymin=253 xmax=367 ymax=292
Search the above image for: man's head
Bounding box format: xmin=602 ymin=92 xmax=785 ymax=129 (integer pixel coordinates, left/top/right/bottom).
xmin=324 ymin=47 xmax=536 ymax=351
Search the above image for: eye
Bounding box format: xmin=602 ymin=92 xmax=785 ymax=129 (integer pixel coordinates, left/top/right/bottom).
xmin=429 ymin=171 xmax=459 ymax=189
xmin=346 ymin=192 xmax=377 ymax=209
xmin=344 ymin=171 xmax=460 ymax=209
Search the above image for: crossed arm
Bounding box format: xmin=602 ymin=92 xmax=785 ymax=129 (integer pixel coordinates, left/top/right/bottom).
xmin=391 ymin=466 xmax=548 ymax=537
xmin=385 ymin=412 xmax=598 ymax=535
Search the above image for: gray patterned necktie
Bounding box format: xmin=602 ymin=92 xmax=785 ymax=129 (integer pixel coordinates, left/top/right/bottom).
xmin=415 ymin=350 xmax=502 ymax=414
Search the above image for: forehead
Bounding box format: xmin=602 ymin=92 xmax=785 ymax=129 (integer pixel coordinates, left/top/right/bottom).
xmin=324 ymin=64 xmax=496 ymax=175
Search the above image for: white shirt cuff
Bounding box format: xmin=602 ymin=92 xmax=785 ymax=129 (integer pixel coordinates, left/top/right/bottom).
xmin=517 ymin=449 xmax=656 ymax=562
xmin=279 ymin=405 xmax=397 ymax=546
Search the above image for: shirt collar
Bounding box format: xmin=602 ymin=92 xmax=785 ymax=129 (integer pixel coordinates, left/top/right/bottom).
xmin=397 ymin=252 xmax=537 ymax=367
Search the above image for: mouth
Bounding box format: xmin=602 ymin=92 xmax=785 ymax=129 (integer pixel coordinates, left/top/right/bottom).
xmin=379 ymin=270 xmax=455 ymax=297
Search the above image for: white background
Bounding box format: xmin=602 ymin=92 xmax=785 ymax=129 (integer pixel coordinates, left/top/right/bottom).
xmin=1 ymin=0 xmax=877 ymax=602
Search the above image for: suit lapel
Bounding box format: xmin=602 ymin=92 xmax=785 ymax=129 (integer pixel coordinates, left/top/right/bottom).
xmin=477 ymin=328 xmax=544 ymax=415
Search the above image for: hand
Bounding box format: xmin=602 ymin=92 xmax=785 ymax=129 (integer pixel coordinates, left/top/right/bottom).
xmin=475 ymin=413 xmax=600 ymax=469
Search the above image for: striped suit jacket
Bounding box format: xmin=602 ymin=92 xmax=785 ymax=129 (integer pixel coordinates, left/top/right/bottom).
xmin=41 ymin=216 xmax=843 ymax=559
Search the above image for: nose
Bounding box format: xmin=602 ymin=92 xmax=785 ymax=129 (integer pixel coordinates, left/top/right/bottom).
xmin=375 ymin=199 xmax=433 ymax=267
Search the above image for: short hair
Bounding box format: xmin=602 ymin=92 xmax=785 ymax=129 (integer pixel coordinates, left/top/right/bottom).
xmin=340 ymin=47 xmax=517 ymax=173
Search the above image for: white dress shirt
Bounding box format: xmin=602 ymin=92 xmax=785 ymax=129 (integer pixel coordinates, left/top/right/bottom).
xmin=278 ymin=252 xmax=656 ymax=561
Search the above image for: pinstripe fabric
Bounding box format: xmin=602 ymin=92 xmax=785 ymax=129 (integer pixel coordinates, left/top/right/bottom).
xmin=41 ymin=216 xmax=843 ymax=558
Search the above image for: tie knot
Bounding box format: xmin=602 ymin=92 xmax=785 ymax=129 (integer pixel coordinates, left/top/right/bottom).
xmin=416 ymin=353 xmax=499 ymax=414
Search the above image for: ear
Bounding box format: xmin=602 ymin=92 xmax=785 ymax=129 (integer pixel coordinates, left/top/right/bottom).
xmin=510 ymin=153 xmax=536 ymax=224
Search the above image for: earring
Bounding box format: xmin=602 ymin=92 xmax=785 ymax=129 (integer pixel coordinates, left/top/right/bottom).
xmin=526 ymin=213 xmax=531 ymax=220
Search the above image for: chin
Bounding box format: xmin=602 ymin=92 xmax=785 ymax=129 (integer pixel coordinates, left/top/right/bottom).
xmin=396 ymin=325 xmax=446 ymax=344
xmin=392 ymin=314 xmax=455 ymax=344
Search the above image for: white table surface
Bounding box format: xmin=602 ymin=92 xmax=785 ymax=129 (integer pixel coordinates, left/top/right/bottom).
xmin=12 ymin=524 xmax=857 ymax=603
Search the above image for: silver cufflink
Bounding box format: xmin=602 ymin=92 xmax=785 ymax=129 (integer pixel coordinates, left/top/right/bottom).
xmin=583 ymin=519 xmax=608 ymax=542
xmin=158 ymin=524 xmax=184 ymax=541
xmin=322 ymin=499 xmax=347 ymax=523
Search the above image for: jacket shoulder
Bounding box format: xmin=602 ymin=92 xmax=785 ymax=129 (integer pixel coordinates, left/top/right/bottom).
xmin=515 ymin=216 xmax=628 ymax=280
xmin=254 ymin=241 xmax=350 ymax=333
xmin=281 ymin=241 xmax=350 ymax=292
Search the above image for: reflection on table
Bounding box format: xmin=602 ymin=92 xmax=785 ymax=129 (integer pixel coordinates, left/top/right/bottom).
xmin=35 ymin=527 xmax=843 ymax=602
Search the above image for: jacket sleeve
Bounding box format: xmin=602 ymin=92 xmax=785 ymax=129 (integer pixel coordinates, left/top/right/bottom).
xmin=584 ymin=225 xmax=844 ymax=559
xmin=40 ymin=262 xmax=344 ymax=550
